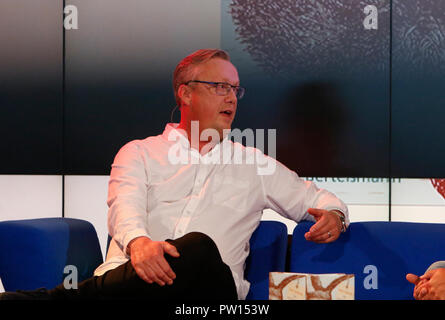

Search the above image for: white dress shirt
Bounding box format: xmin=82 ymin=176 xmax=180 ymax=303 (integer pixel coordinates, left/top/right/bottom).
xmin=94 ymin=123 xmax=349 ymax=299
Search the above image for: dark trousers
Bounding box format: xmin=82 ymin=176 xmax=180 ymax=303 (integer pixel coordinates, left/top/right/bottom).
xmin=48 ymin=232 xmax=237 ymax=300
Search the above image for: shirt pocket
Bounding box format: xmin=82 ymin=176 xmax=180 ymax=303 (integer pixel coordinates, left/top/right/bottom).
xmin=211 ymin=173 xmax=250 ymax=213
xmin=148 ymin=167 xmax=194 ymax=208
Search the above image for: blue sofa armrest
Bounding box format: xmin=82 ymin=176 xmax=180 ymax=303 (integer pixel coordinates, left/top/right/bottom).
xmin=244 ymin=221 xmax=288 ymax=300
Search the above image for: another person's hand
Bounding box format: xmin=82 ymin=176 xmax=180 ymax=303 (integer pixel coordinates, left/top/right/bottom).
xmin=407 ymin=268 xmax=445 ymax=300
xmin=406 ymin=273 xmax=428 ymax=299
xmin=304 ymin=208 xmax=344 ymax=243
xmin=128 ymin=236 xmax=180 ymax=286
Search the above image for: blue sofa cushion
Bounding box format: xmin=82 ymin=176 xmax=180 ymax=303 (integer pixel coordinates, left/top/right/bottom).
xmin=290 ymin=221 xmax=445 ymax=300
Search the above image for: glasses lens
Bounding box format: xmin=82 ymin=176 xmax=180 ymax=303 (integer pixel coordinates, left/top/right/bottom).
xmin=236 ymin=87 xmax=245 ymax=99
xmin=209 ymin=82 xmax=245 ymax=99
xmin=215 ymin=83 xmax=228 ymax=95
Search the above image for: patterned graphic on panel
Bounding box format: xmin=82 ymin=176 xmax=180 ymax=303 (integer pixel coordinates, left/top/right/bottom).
xmin=431 ymin=179 xmax=445 ymax=200
xmin=229 ymin=0 xmax=445 ymax=77
xmin=228 ymin=0 xmax=389 ymax=78
xmin=393 ymin=0 xmax=445 ymax=75
xmin=223 ymin=0 xmax=391 ymax=177
xmin=391 ymin=0 xmax=445 ymax=178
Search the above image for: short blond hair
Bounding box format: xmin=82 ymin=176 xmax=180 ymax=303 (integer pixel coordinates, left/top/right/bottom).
xmin=173 ymin=49 xmax=230 ymax=107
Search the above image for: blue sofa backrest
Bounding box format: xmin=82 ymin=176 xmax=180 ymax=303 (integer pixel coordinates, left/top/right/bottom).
xmin=0 ymin=218 xmax=103 ymax=291
xmin=0 ymin=218 xmax=288 ymax=299
xmin=290 ymin=221 xmax=445 ymax=300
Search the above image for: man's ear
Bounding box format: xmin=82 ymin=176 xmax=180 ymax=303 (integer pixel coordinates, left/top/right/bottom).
xmin=178 ymin=84 xmax=192 ymax=106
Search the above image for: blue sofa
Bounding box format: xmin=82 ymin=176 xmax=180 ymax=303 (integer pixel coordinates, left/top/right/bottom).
xmin=4 ymin=218 xmax=444 ymax=300
xmin=0 ymin=218 xmax=288 ymax=299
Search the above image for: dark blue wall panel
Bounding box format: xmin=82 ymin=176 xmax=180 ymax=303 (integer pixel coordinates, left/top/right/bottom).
xmin=1 ymin=1 xmax=444 ymax=178
xmin=392 ymin=0 xmax=445 ymax=177
xmin=0 ymin=1 xmax=63 ymax=174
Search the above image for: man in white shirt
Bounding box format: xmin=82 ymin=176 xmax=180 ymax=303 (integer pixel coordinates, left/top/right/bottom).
xmin=0 ymin=49 xmax=348 ymax=300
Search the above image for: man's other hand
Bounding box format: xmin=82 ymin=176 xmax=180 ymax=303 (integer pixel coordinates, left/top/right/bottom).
xmin=407 ymin=269 xmax=445 ymax=300
xmin=128 ymin=236 xmax=180 ymax=286
xmin=304 ymin=208 xmax=343 ymax=243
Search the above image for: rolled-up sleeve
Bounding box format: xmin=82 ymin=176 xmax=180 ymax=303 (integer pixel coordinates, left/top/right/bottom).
xmin=259 ymin=155 xmax=349 ymax=225
xmin=426 ymin=261 xmax=445 ymax=272
xmin=107 ymin=141 xmax=151 ymax=256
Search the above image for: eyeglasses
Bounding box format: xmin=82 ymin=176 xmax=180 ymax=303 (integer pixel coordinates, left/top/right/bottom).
xmin=185 ymin=80 xmax=245 ymax=99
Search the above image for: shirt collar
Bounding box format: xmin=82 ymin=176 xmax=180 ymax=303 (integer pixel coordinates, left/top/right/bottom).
xmin=161 ymin=123 xmax=231 ymax=157
xmin=162 ymin=123 xmax=190 ymax=149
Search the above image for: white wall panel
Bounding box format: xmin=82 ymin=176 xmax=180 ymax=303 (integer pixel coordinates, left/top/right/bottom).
xmin=64 ymin=176 xmax=110 ymax=259
xmin=261 ymin=209 xmax=297 ymax=235
xmin=392 ymin=179 xmax=445 ymax=223
xmin=347 ymin=205 xmax=389 ymax=222
xmin=392 ymin=179 xmax=445 ymax=206
xmin=392 ymin=206 xmax=445 ymax=223
xmin=0 ymin=175 xmax=62 ymax=221
xmin=302 ymin=177 xmax=391 ymax=206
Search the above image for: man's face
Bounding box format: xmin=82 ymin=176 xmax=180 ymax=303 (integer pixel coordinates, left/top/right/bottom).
xmin=185 ymin=58 xmax=239 ymax=138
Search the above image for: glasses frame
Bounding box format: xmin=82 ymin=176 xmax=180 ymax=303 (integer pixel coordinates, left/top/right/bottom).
xmin=185 ymin=80 xmax=245 ymax=99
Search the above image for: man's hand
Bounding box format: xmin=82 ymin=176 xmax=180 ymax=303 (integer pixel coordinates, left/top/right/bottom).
xmin=304 ymin=208 xmax=344 ymax=243
xmin=407 ymin=268 xmax=445 ymax=300
xmin=128 ymin=236 xmax=180 ymax=286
